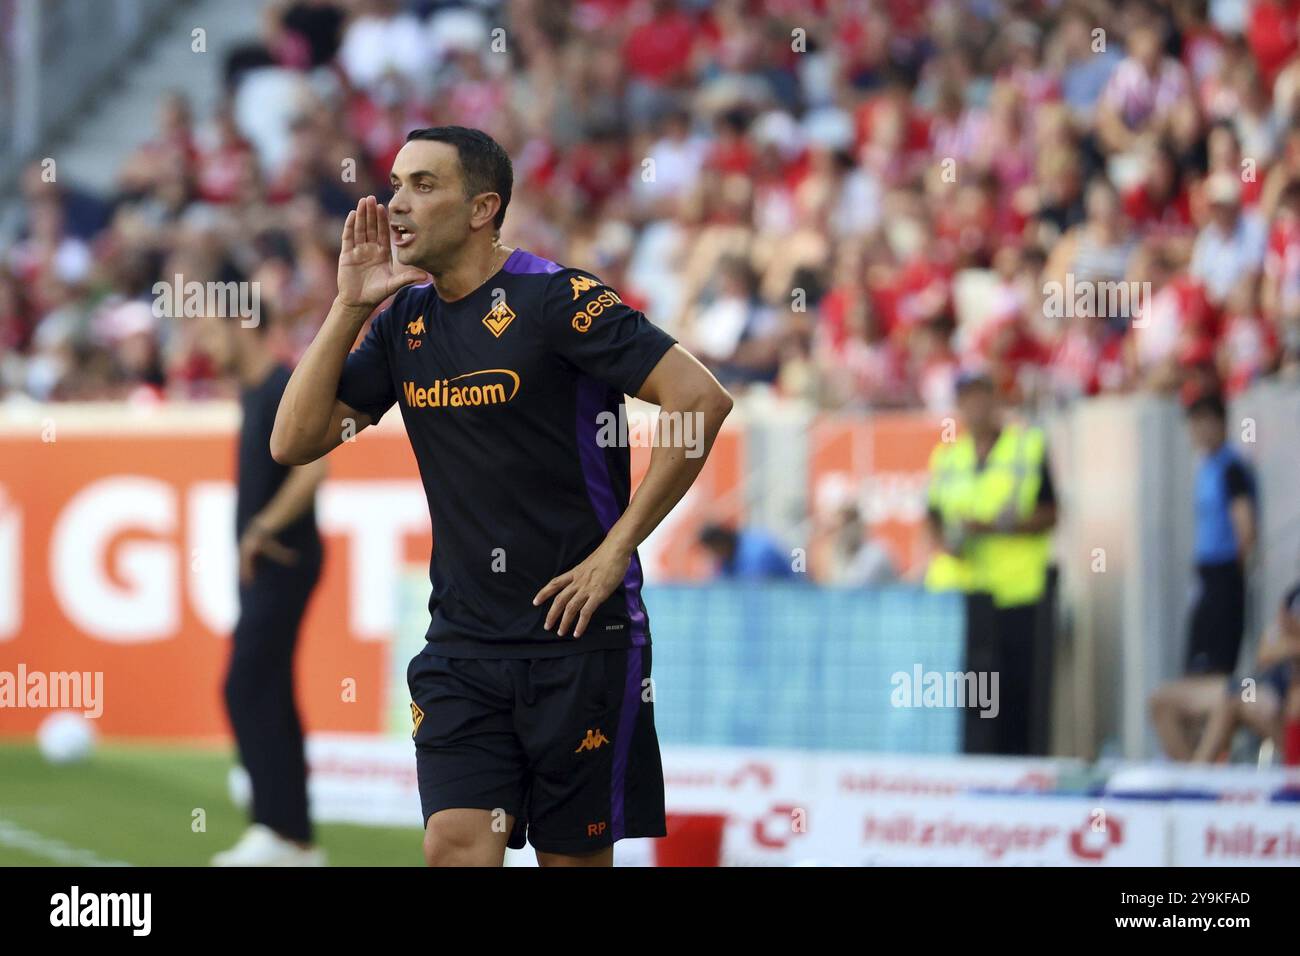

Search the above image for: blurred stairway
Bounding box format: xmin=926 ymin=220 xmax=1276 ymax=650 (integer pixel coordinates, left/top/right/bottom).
xmin=55 ymin=0 xmax=266 ymax=194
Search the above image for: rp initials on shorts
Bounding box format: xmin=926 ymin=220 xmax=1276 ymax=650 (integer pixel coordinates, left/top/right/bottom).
xmin=587 ymin=821 xmax=607 ymax=837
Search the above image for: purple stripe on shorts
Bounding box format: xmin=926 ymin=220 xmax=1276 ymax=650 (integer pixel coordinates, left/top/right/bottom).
xmin=502 ymin=248 xmax=561 ymax=275
xmin=574 ymin=376 xmax=648 ymax=645
xmin=610 ymin=646 xmax=643 ymax=841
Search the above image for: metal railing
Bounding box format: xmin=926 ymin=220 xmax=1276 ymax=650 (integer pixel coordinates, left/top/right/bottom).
xmin=0 ymin=0 xmax=191 ymax=195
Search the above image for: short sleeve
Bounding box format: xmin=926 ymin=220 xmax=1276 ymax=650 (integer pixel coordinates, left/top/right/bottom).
xmin=336 ymin=306 xmax=398 ymax=421
xmin=545 ymin=269 xmax=676 ymax=395
xmin=1223 ymin=459 xmax=1256 ymax=503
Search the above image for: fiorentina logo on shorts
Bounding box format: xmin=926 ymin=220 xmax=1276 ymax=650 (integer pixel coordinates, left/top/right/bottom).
xmin=410 ymin=701 xmax=424 ymax=737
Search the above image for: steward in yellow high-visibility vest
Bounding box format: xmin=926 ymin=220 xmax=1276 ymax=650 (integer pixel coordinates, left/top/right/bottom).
xmin=924 ymin=421 xmax=1053 ymax=608
xmin=924 ymin=370 xmax=1058 ymax=756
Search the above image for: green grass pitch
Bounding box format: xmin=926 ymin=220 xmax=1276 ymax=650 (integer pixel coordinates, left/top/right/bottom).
xmin=0 ymin=741 xmax=424 ymax=867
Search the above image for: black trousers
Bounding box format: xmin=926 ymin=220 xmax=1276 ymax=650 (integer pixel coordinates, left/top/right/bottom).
xmin=962 ymin=593 xmax=1045 ymax=757
xmin=223 ymin=548 xmax=321 ymax=843
xmin=1186 ymin=561 xmax=1246 ymax=675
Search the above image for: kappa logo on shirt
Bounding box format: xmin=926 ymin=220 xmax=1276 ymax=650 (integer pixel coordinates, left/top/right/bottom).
xmin=406 ymin=315 xmax=425 ymax=350
xmin=570 ymin=275 xmax=600 ymax=299
xmin=482 ymin=299 xmax=516 ymax=338
xmin=574 ymin=728 xmax=610 ymax=753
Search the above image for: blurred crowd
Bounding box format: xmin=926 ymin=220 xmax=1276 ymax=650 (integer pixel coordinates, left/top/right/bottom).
xmin=5 ymin=0 xmax=1300 ymax=409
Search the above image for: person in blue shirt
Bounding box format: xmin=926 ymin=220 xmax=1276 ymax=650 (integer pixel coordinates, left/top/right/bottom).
xmin=698 ymin=523 xmax=796 ymax=580
xmin=1150 ymin=392 xmax=1258 ymax=761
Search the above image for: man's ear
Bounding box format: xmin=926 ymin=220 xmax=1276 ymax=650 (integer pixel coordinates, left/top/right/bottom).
xmin=472 ymin=192 xmax=502 ymax=231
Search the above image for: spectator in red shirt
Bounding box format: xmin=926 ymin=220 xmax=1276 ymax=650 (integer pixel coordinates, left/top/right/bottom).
xmin=1122 ymin=138 xmax=1193 ymax=241
xmin=1202 ymin=121 xmax=1265 ymax=210
xmin=974 ymin=311 xmax=1049 ymax=406
xmin=854 ymin=69 xmax=931 ymax=188
xmin=196 ymin=104 xmax=257 ymax=205
xmin=1263 ymin=178 xmax=1300 ymax=324
xmin=1049 ymin=303 xmax=1130 ymax=401
xmin=1218 ymin=278 xmax=1279 ymax=396
xmin=623 ymin=0 xmax=698 ymax=125
xmin=0 ymin=269 xmax=31 ymax=360
xmin=1246 ymin=0 xmax=1300 ymax=93
xmin=1131 ymin=245 xmax=1215 ymax=393
xmin=624 ymin=0 xmax=696 ymax=85
xmin=117 ymin=92 xmax=198 ymax=199
xmin=705 ymin=108 xmax=758 ymax=177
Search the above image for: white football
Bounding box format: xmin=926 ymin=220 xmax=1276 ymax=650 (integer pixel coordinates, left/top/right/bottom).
xmin=227 ymin=764 xmax=252 ymax=810
xmin=36 ymin=711 xmax=97 ymax=764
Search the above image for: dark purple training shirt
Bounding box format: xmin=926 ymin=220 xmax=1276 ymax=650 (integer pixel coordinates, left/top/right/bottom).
xmin=336 ymin=249 xmax=676 ymax=657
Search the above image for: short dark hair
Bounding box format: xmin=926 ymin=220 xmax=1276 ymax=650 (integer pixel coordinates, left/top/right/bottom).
xmin=1186 ymin=392 xmax=1226 ymax=421
xmin=405 ymin=126 xmax=513 ymax=230
xmin=698 ymin=523 xmax=738 ymax=550
xmin=955 ymin=369 xmax=993 ymax=393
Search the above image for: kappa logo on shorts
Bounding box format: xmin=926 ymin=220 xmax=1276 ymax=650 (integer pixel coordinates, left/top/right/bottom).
xmin=574 ymin=728 xmax=610 ymax=753
xmin=410 ymin=701 xmax=424 ymax=737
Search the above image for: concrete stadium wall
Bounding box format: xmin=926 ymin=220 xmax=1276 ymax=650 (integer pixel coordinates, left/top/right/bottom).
xmin=1053 ymin=377 xmax=1300 ymax=760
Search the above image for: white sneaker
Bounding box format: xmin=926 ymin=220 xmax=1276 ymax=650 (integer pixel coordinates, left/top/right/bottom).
xmin=211 ymin=825 xmax=327 ymax=867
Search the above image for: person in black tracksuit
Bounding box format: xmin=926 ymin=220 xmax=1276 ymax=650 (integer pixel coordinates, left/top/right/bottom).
xmin=199 ymin=311 xmax=327 ymax=864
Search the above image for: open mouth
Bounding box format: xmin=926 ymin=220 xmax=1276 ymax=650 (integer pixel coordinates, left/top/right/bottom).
xmin=391 ymin=223 xmax=416 ymax=248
